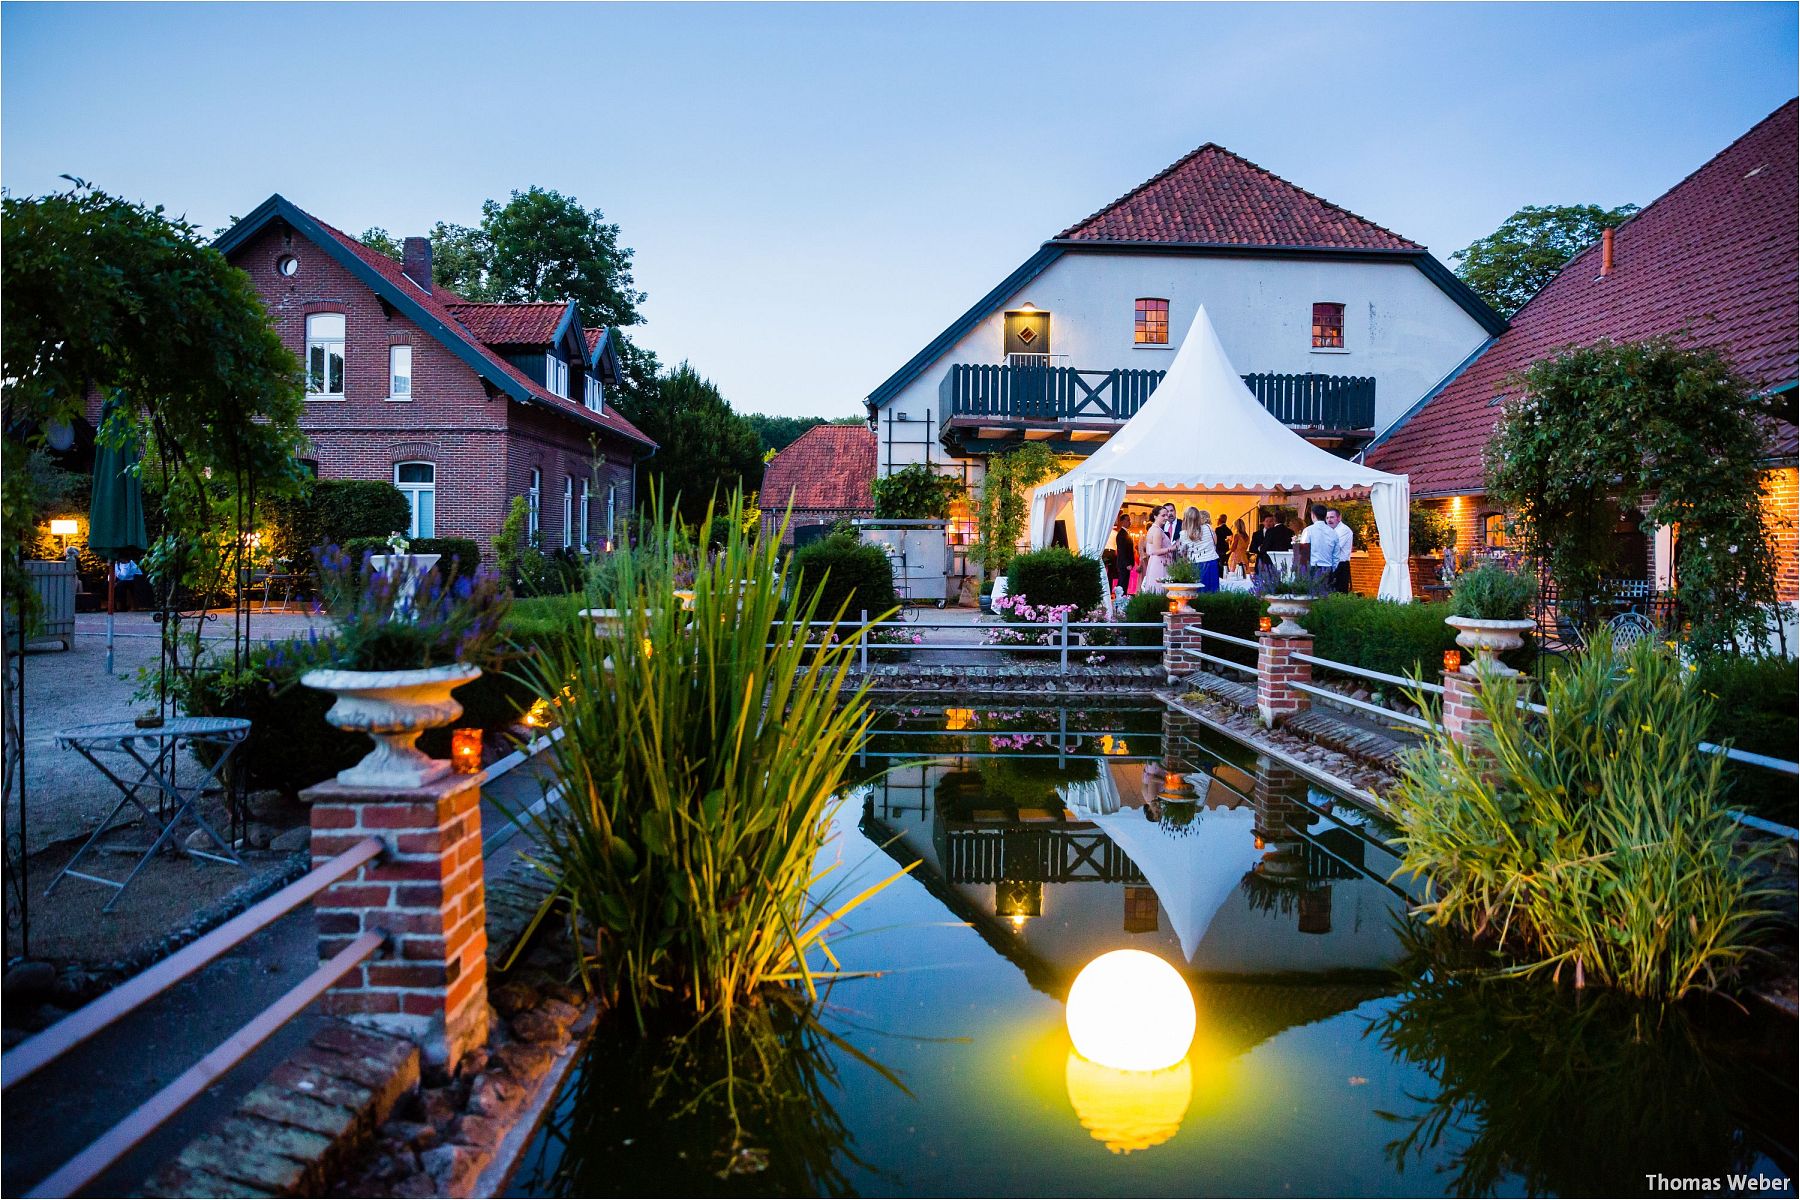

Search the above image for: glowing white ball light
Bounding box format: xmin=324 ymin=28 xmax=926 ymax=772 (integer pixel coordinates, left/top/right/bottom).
xmin=1065 ymin=949 xmax=1196 ymax=1072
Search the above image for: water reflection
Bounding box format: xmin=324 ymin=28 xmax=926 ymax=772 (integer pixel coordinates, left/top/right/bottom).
xmin=1064 ymin=1052 xmax=1192 ymax=1154
xmin=1371 ymin=931 xmax=1798 ymax=1198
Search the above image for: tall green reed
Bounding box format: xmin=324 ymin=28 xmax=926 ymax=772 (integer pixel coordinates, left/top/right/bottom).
xmin=517 ymin=490 xmax=912 ymax=1032
xmin=1389 ymin=635 xmax=1783 ymax=1001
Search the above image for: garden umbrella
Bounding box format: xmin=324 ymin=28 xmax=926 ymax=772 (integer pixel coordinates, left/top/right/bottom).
xmin=87 ymin=429 xmax=149 ymax=675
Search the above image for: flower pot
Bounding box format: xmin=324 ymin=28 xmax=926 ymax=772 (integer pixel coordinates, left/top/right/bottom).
xmin=1444 ymin=615 xmax=1535 ymax=676
xmin=1163 ymin=582 xmax=1199 ymax=612
xmin=302 ymin=663 xmax=481 ymax=788
xmin=368 ymin=553 xmax=442 ymax=620
xmin=1264 ymin=595 xmax=1315 ymax=635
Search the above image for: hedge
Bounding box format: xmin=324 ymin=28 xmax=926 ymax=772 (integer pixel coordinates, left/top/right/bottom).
xmin=790 ymin=532 xmax=897 ymax=619
xmin=1694 ymin=654 xmax=1798 ymax=823
xmin=1309 ymin=595 xmax=1462 ymax=681
xmin=266 ymin=479 xmax=411 ymax=573
xmin=1005 ymin=548 xmax=1103 ymax=614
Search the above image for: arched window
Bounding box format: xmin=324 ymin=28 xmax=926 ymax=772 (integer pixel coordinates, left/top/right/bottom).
xmin=395 ymin=462 xmax=435 ymax=538
xmin=562 ymin=476 xmax=574 ymax=550
xmin=1134 ymin=299 xmax=1169 ymax=345
xmin=306 ymin=313 xmax=346 ymax=398
xmin=527 ymin=468 xmax=541 ymax=542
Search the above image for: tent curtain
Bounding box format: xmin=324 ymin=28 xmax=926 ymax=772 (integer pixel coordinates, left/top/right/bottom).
xmin=1370 ymin=478 xmax=1412 ymax=602
xmin=1073 ymin=478 xmax=1126 ymax=616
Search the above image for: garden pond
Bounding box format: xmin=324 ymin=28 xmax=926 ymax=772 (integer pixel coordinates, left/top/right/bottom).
xmin=509 ymin=701 xmax=1796 ymax=1198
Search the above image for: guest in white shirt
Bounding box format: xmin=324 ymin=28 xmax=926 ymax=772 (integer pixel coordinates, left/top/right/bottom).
xmin=1324 ymin=507 xmax=1354 ymax=594
xmin=1298 ymin=504 xmax=1333 ymax=582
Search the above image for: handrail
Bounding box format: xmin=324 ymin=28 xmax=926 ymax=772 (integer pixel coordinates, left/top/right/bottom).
xmin=1198 ymin=629 xmax=1262 ymax=652
xmin=2 ymin=836 xmax=385 ymax=1089
xmin=1290 ymin=650 xmax=1446 ymax=696
xmin=1290 ymin=680 xmax=1437 ymax=731
xmin=1698 ymin=742 xmax=1800 ymax=776
xmin=799 ymin=620 xmax=1167 ymax=630
xmin=1185 ymin=648 xmax=1257 ymax=675
xmin=27 ymin=930 xmax=386 ymax=1199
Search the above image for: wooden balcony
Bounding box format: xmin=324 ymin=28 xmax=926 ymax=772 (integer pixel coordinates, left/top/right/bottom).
xmin=939 ymin=363 xmax=1377 ymax=456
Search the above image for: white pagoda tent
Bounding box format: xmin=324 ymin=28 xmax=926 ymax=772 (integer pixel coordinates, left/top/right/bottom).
xmin=1028 ymin=306 xmax=1413 ymax=603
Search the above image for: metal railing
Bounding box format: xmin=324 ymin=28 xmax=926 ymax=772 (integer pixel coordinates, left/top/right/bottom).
xmin=939 ymin=362 xmax=1376 ymax=430
xmin=783 ymin=616 xmax=1167 ymax=673
xmin=4 ymin=836 xmax=387 ymax=1196
xmin=1182 ymin=627 xmax=1260 ymax=677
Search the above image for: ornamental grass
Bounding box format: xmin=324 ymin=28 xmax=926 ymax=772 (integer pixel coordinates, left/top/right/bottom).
xmin=1389 ymin=635 xmax=1783 ymax=1001
xmin=516 ymin=492 xmax=911 ymax=1032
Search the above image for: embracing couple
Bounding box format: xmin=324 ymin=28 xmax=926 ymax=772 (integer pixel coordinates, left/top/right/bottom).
xmin=1141 ymin=503 xmax=1222 ymax=594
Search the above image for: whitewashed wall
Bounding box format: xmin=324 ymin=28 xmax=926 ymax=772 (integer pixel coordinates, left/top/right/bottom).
xmin=874 ymin=249 xmax=1490 ymax=480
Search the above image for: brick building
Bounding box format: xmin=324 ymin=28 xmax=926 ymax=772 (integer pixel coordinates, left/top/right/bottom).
xmin=210 ymin=195 xmax=656 ymax=555
xmin=759 ymin=423 xmax=877 ymax=546
xmin=1363 ymin=100 xmax=1799 ymax=605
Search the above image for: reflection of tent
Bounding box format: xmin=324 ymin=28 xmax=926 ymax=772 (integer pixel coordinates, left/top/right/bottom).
xmin=1066 ymin=770 xmax=1261 ymax=962
xmin=1028 ymin=306 xmax=1413 ymax=603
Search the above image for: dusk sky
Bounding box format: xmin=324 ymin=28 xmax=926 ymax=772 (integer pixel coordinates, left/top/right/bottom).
xmin=4 ymin=2 xmax=1795 ymax=419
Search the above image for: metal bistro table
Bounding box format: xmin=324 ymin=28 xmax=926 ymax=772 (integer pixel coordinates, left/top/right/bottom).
xmin=48 ymin=717 xmax=250 ymax=911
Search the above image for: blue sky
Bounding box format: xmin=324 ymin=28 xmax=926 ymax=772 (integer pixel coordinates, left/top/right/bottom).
xmin=4 ymin=2 xmax=1794 ymax=418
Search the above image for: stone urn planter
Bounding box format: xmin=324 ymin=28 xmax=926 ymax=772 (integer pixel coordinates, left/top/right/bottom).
xmin=1163 ymin=582 xmax=1200 ymax=613
xmin=1445 ymin=615 xmax=1535 ymax=676
xmin=1264 ymin=595 xmax=1315 ymax=635
xmin=302 ymin=663 xmax=481 ymax=788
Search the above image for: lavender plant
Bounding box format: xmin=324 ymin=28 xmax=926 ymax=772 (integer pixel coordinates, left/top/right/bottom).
xmin=314 ymin=545 xmax=511 ymax=672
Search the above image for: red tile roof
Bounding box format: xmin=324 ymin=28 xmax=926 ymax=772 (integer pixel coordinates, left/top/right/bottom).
xmin=306 ymin=218 xmax=655 ymax=449
xmin=761 ymin=424 xmax=876 ymax=514
xmin=1057 ymin=143 xmax=1421 ymax=251
xmin=444 ymin=302 xmax=567 ymax=346
xmin=1367 ymin=100 xmax=1799 ymax=493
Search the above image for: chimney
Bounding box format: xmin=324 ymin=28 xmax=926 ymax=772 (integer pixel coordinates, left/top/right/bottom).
xmin=403 ymin=236 xmax=433 ymax=293
xmin=1600 ymin=227 xmax=1615 ymax=277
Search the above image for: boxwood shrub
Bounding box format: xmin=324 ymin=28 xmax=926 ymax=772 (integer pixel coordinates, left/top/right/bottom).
xmin=790 ymin=531 xmax=898 ymax=619
xmin=1694 ymin=653 xmax=1799 ymax=823
xmin=1005 ymin=548 xmax=1103 ymax=613
xmin=342 ymin=536 xmax=482 ymax=573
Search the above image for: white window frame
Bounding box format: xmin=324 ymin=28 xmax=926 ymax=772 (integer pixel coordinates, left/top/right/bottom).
xmin=584 ymin=375 xmax=603 ymax=413
xmin=528 ymin=468 xmax=541 ymax=542
xmin=305 ymin=313 xmax=346 ymax=399
xmin=580 ymin=478 xmax=591 ymax=550
xmin=388 ymin=344 xmax=412 ymax=401
xmin=561 ymin=476 xmax=573 ymax=551
xmin=607 ymin=484 xmax=617 ymax=551
xmin=546 ymin=355 xmax=569 ymax=398
xmin=394 ymin=461 xmax=436 ymax=538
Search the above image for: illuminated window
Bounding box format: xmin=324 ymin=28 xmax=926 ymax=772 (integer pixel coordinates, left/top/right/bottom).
xmin=1483 ymin=512 xmax=1509 ymax=548
xmin=1311 ymin=302 xmax=1345 ymax=349
xmin=1134 ymin=298 xmax=1169 ymax=345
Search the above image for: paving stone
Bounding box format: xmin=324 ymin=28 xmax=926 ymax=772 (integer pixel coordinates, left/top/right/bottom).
xmin=450 ymin=1113 xmax=506 ymax=1151
xmin=266 ymin=1061 xmax=377 ymax=1112
xmin=494 ymin=1041 xmax=555 ymax=1084
xmin=509 ymin=1008 xmax=565 ymax=1044
xmin=238 ymin=1083 xmax=361 ymax=1140
xmin=140 ymin=1163 xmax=277 ymax=1198
xmin=422 ymin=1143 xmax=486 ymax=1195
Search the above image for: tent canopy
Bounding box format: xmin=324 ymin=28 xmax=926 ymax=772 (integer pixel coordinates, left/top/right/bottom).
xmin=1028 ymin=306 xmax=1412 ymax=601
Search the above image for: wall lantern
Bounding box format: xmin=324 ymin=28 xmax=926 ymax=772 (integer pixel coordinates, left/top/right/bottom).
xmin=451 ymin=728 xmax=483 ymax=774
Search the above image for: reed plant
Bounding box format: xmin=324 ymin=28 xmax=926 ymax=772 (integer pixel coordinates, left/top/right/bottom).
xmin=1389 ymin=635 xmax=1783 ymax=1001
xmin=517 ymin=490 xmax=911 ymax=1033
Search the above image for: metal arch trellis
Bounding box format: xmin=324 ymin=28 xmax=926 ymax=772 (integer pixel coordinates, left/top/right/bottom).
xmin=4 ymin=553 xmax=31 ymax=957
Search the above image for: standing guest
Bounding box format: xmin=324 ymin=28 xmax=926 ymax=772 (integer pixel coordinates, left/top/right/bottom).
xmin=1140 ymin=504 xmax=1176 ymax=592
xmin=1107 ymin=511 xmax=1137 ymax=597
xmin=1325 ymin=507 xmax=1354 ymax=594
xmin=1250 ymin=513 xmax=1292 ymax=589
xmin=1228 ymin=518 xmax=1251 ymax=576
xmin=1297 ymin=504 xmax=1334 ymax=583
xmin=1179 ymin=507 xmax=1221 ymax=592
xmin=1215 ymin=514 xmax=1232 ymax=557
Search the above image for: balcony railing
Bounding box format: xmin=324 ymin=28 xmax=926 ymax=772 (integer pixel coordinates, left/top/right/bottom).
xmin=940 ymin=363 xmax=1375 ymax=431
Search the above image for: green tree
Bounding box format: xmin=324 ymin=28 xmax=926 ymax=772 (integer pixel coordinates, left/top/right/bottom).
xmin=1451 ymin=203 xmax=1638 ymax=316
xmin=1485 ymin=337 xmax=1781 ymax=653
xmin=4 ymin=183 xmax=308 ymax=616
xmin=615 ymin=363 xmax=763 ymax=526
xmin=743 ymin=413 xmax=865 ymax=457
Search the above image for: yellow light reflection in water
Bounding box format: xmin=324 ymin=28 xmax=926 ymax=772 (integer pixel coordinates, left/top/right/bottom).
xmin=1065 ymin=950 xmax=1195 ymax=1072
xmin=1064 ymin=1052 xmax=1193 ymax=1154
xmin=944 ymin=707 xmax=976 ymax=731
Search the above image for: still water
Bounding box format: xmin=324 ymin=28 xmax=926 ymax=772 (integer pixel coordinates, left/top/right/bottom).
xmin=509 ymin=702 xmax=1796 ymax=1198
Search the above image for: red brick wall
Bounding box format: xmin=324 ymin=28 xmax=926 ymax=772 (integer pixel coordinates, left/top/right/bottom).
xmin=1762 ymin=467 xmax=1798 ymax=603
xmin=229 ymin=224 xmax=637 ymax=556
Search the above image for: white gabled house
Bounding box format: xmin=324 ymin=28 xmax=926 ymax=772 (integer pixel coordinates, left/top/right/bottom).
xmin=864 ymin=143 xmax=1507 ymax=582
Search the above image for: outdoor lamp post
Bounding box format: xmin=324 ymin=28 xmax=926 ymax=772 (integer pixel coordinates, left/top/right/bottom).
xmin=50 ymin=518 xmax=78 ymax=557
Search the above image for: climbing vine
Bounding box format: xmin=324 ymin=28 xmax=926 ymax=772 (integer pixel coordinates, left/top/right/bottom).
xmin=969 ymin=443 xmax=1061 ymax=578
xmin=1485 ymin=337 xmax=1783 ymax=654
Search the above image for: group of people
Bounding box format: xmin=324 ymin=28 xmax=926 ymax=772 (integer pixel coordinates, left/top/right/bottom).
xmin=1102 ymin=502 xmax=1356 ymax=598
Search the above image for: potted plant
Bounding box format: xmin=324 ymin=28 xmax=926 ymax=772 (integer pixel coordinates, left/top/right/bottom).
xmin=1445 ymin=562 xmax=1537 ymax=675
xmin=1162 ymin=557 xmax=1200 ymax=612
xmin=302 ymin=545 xmax=510 ymax=787
xmin=1254 ymin=565 xmax=1329 ymax=634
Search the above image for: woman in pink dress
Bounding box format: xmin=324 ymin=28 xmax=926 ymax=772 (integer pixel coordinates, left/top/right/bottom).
xmin=1139 ymin=504 xmax=1176 ymax=592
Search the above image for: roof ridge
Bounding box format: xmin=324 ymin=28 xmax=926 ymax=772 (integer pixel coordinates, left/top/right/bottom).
xmin=1056 ymin=141 xmax=1421 ymax=250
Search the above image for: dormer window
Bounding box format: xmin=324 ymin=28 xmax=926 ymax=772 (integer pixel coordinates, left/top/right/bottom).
xmin=546 ymin=355 xmax=569 ymax=398
xmin=584 ymin=375 xmax=603 ymax=413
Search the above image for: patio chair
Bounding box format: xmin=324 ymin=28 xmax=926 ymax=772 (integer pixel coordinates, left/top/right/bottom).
xmin=1605 ymin=611 xmax=1655 ymax=649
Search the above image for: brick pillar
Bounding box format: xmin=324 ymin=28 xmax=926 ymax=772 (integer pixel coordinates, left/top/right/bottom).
xmin=1163 ymin=608 xmax=1204 ymax=682
xmin=1257 ymin=629 xmax=1312 ymax=727
xmin=304 ymin=773 xmax=490 ymax=1073
xmin=1441 ymin=667 xmax=1524 ymax=751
